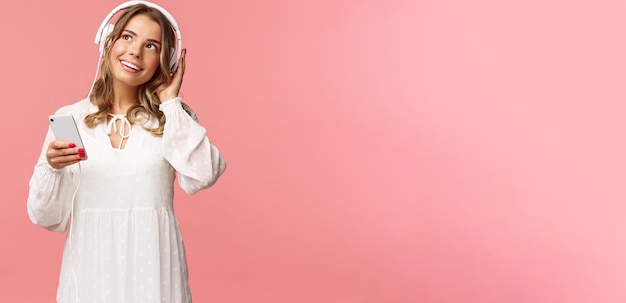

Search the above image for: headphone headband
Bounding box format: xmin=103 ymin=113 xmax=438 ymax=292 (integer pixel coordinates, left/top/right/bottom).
xmin=94 ymin=1 xmax=182 ymax=71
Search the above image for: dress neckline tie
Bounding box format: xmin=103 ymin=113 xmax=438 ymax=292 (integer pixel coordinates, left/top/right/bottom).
xmin=106 ymin=114 xmax=132 ymax=150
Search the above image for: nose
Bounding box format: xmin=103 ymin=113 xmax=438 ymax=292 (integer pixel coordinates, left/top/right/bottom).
xmin=128 ymin=44 xmax=141 ymax=58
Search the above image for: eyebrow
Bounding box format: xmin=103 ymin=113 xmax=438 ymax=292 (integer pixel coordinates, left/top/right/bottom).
xmin=123 ymin=29 xmax=162 ymax=46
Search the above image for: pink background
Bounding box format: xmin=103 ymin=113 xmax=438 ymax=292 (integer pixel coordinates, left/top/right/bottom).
xmin=1 ymin=0 xmax=625 ymax=302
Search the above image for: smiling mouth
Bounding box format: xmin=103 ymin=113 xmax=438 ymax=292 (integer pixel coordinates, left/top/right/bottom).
xmin=121 ymin=60 xmax=143 ymax=71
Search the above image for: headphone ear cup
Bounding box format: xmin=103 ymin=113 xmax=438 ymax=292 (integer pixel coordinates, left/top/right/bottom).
xmin=169 ymin=47 xmax=178 ymax=72
xmin=99 ymin=24 xmax=115 ymax=58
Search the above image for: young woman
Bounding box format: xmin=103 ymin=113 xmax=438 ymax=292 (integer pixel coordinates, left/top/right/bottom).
xmin=27 ymin=2 xmax=226 ymax=302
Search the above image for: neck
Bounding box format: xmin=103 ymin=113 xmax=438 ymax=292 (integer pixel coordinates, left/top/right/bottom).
xmin=111 ymin=84 xmax=140 ymax=114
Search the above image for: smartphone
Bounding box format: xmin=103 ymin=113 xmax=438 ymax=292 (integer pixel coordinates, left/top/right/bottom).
xmin=49 ymin=114 xmax=88 ymax=160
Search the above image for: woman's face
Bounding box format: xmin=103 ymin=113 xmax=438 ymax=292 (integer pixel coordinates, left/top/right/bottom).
xmin=108 ymin=14 xmax=162 ymax=89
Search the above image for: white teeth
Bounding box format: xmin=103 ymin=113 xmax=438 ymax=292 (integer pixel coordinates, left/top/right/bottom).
xmin=121 ymin=61 xmax=142 ymax=71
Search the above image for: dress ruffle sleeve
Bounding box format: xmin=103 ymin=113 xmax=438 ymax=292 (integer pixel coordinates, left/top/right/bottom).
xmin=159 ymin=97 xmax=227 ymax=195
xmin=27 ymin=127 xmax=79 ymax=232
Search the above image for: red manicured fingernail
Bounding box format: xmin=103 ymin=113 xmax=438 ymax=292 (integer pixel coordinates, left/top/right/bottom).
xmin=79 ymin=154 xmax=86 ymax=158
xmin=69 ymin=143 xmax=76 ymax=148
xmin=78 ymin=148 xmax=85 ymax=153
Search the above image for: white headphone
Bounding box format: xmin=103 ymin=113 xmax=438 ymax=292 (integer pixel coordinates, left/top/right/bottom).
xmin=94 ymin=1 xmax=183 ymax=72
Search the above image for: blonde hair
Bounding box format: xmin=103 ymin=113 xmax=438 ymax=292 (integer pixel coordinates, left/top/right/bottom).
xmin=85 ymin=4 xmax=181 ymax=136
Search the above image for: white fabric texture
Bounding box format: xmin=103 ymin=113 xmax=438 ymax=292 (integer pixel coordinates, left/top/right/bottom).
xmin=27 ymin=98 xmax=226 ymax=303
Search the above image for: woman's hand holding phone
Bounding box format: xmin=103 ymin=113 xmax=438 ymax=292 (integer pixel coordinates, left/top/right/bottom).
xmin=46 ymin=141 xmax=86 ymax=170
xmin=47 ymin=114 xmax=87 ymax=169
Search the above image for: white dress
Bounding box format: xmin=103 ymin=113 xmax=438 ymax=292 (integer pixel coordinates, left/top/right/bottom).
xmin=27 ymin=98 xmax=226 ymax=303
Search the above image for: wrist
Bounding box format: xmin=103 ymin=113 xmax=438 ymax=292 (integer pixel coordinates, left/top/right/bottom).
xmin=45 ymin=161 xmax=64 ymax=172
xmin=159 ymin=94 xmax=177 ymax=102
